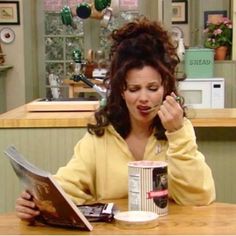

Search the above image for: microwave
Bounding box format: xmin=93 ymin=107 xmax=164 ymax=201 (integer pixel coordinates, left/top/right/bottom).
xmin=178 ymin=78 xmax=224 ymax=108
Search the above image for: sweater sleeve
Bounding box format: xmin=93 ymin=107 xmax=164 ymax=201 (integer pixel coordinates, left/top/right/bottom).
xmin=53 ymin=132 xmax=96 ymax=205
xmin=166 ymin=118 xmax=216 ymax=205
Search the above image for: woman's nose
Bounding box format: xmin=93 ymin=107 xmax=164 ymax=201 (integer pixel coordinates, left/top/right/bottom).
xmin=139 ymin=89 xmax=149 ymax=101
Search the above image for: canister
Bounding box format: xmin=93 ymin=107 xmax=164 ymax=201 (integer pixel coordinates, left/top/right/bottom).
xmin=128 ymin=160 xmax=168 ymax=216
xmin=184 ymin=48 xmax=214 ymax=78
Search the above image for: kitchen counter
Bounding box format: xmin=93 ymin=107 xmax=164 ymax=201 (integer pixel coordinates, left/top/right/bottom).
xmin=0 ymin=103 xmax=236 ymax=211
xmin=186 ymin=108 xmax=236 ymax=127
xmin=0 ymin=104 xmax=236 ymax=128
xmin=0 ymin=104 xmax=94 ymax=128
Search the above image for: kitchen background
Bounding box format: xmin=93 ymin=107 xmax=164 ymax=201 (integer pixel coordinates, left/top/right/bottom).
xmin=0 ymin=0 xmax=235 ymax=113
xmin=0 ymin=0 xmax=236 ymax=214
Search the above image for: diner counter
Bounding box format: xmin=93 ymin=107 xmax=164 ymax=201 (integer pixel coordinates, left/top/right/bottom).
xmin=1 ymin=199 xmax=236 ymax=235
xmin=0 ymin=103 xmax=236 ymax=128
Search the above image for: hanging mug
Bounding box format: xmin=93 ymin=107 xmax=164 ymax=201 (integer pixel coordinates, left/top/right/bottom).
xmin=94 ymin=0 xmax=111 ymax=11
xmin=90 ymin=3 xmax=104 ymax=19
xmin=76 ymin=2 xmax=92 ymax=19
xmin=100 ymin=7 xmax=112 ymax=28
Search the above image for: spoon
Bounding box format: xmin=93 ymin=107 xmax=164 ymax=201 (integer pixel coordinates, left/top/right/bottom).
xmin=140 ymin=102 xmax=162 ymax=114
xmin=144 ymin=96 xmax=183 ymax=113
xmin=145 ymin=103 xmax=161 ymax=113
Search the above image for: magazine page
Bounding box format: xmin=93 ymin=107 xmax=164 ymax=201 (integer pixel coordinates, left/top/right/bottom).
xmin=4 ymin=145 xmax=93 ymax=231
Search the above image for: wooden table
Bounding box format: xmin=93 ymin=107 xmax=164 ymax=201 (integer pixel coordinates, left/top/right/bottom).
xmin=1 ymin=199 xmax=236 ymax=235
xmin=64 ymin=79 xmax=104 ymax=98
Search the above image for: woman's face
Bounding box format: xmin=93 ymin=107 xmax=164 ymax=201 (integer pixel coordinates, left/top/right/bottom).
xmin=123 ymin=66 xmax=164 ymax=126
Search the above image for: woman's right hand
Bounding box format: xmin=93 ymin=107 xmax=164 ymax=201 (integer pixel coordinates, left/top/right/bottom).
xmin=15 ymin=191 xmax=40 ymax=221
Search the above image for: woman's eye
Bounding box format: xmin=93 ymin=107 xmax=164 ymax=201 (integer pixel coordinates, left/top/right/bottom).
xmin=127 ymin=86 xmax=160 ymax=92
xmin=149 ymin=87 xmax=159 ymax=91
xmin=128 ymin=87 xmax=139 ymax=92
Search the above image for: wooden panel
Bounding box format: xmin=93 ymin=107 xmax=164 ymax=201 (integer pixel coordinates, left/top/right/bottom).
xmin=1 ymin=126 xmax=236 ymax=213
xmin=195 ymin=127 xmax=236 ymax=203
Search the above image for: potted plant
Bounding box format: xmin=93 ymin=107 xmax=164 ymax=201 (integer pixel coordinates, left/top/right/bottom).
xmin=203 ymin=17 xmax=232 ymax=60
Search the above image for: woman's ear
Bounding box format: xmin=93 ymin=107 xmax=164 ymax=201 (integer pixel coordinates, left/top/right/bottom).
xmin=121 ymin=91 xmax=125 ymax=99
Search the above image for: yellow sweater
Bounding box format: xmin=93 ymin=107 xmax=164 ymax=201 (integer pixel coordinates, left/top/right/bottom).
xmin=54 ymin=118 xmax=215 ymax=205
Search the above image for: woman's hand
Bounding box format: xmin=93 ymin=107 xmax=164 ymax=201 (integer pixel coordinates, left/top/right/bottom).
xmin=158 ymin=92 xmax=184 ymax=132
xmin=15 ymin=191 xmax=40 ymax=221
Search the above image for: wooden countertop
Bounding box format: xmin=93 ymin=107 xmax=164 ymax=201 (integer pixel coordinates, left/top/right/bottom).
xmin=1 ymin=199 xmax=236 ymax=235
xmin=186 ymin=108 xmax=236 ymax=127
xmin=0 ymin=104 xmax=94 ymax=128
xmin=0 ymin=103 xmax=236 ymax=128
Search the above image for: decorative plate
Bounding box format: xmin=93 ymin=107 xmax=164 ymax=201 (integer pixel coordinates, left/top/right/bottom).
xmin=0 ymin=27 xmax=15 ymax=44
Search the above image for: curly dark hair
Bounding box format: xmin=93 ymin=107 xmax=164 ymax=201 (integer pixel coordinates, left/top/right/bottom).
xmin=87 ymin=17 xmax=183 ymax=140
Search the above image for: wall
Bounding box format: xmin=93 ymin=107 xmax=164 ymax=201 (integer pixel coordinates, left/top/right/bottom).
xmin=189 ymin=0 xmax=230 ymax=47
xmin=0 ymin=0 xmax=26 ymax=112
xmin=0 ymin=0 xmax=38 ymax=114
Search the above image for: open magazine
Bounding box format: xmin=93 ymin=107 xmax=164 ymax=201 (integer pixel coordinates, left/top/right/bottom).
xmin=4 ymin=145 xmax=93 ymax=231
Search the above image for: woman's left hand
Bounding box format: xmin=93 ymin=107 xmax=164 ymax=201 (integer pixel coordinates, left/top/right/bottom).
xmin=157 ymin=92 xmax=184 ymax=132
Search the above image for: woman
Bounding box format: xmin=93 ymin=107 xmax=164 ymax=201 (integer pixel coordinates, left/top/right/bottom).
xmin=16 ymin=17 xmax=215 ymax=221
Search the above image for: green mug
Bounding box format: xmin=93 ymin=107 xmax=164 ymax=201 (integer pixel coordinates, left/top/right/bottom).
xmin=94 ymin=0 xmax=111 ymax=11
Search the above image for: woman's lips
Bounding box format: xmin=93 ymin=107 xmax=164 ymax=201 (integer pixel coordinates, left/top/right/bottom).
xmin=137 ymin=105 xmax=152 ymax=113
xmin=137 ymin=104 xmax=160 ymax=113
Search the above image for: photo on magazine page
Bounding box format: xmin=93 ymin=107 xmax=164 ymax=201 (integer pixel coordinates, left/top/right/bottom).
xmin=4 ymin=145 xmax=93 ymax=231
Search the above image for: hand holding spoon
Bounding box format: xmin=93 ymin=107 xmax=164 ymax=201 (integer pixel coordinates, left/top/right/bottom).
xmin=146 ymin=96 xmax=184 ymax=113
